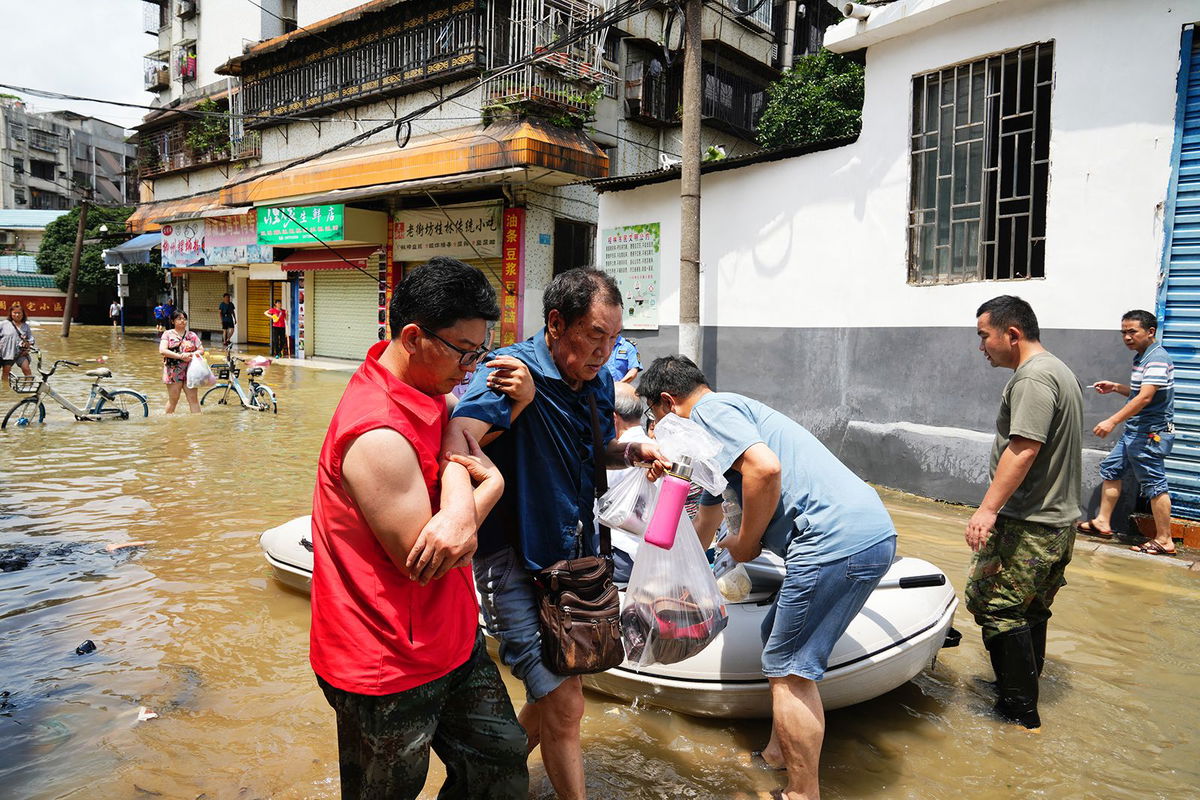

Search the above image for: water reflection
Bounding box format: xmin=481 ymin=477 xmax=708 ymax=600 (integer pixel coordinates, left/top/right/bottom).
xmin=1 ymin=325 xmax=1198 ymax=799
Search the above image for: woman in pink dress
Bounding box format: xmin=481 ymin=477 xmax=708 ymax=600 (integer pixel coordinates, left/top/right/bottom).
xmin=159 ymin=310 xmax=204 ymax=413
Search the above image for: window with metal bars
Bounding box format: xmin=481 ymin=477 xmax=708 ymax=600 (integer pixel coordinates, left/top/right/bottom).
xmin=908 ymin=42 xmax=1053 ymax=284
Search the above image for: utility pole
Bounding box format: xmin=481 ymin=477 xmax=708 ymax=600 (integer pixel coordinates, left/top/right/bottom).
xmin=61 ymin=201 xmax=89 ymax=338
xmin=678 ymin=0 xmax=703 ymax=363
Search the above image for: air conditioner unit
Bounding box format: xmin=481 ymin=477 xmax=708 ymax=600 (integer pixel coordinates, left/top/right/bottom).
xmin=178 ymin=0 xmax=198 ymax=19
xmin=0 ymin=231 xmax=17 ymax=245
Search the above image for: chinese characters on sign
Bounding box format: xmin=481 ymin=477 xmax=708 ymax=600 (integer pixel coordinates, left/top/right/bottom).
xmin=499 ymin=208 xmax=524 ymax=348
xmin=257 ymin=205 xmax=345 ymax=245
xmin=0 ymin=295 xmax=69 ymax=318
xmin=601 ymin=223 xmax=660 ymax=330
xmin=161 ymin=220 xmax=207 ymax=268
xmin=205 ymin=212 xmax=274 ymax=265
xmin=393 ymin=203 xmax=502 ymax=261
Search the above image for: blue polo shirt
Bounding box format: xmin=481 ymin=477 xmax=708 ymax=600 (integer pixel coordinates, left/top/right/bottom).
xmin=693 ymin=392 xmax=895 ymax=564
xmin=604 ymin=335 xmax=641 ymax=383
xmin=452 ymin=329 xmax=616 ymax=570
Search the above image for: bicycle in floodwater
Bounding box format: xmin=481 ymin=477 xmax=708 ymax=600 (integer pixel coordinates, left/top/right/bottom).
xmin=199 ymin=346 xmax=277 ymax=413
xmin=2 ymin=348 xmax=150 ymax=429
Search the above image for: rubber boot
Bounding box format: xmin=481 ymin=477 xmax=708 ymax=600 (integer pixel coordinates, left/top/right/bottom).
xmin=985 ymin=626 xmax=1041 ymax=729
xmin=1029 ymin=621 xmax=1047 ymax=677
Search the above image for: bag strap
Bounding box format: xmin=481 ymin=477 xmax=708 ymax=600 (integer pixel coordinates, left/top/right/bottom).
xmin=587 ymin=392 xmax=611 ymax=558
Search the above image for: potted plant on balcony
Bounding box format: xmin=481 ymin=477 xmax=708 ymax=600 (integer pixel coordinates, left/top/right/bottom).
xmin=184 ymin=98 xmax=230 ymax=163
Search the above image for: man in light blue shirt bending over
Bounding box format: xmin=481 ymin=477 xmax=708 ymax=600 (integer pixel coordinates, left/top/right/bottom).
xmin=638 ymin=355 xmax=896 ymax=800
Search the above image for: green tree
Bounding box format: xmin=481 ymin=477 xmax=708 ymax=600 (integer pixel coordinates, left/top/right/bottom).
xmin=756 ymin=50 xmax=865 ymax=150
xmin=36 ymin=206 xmax=163 ymax=295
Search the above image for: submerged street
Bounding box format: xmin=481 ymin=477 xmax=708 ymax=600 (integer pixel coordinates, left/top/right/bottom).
xmin=1 ymin=326 xmax=1198 ymax=800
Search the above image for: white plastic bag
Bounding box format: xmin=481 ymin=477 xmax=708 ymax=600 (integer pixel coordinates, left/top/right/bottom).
xmin=620 ymin=512 xmax=728 ymax=667
xmin=596 ymin=468 xmax=660 ymax=535
xmin=712 ymin=488 xmax=751 ymax=602
xmin=651 ymin=413 xmax=728 ymax=496
xmin=712 ymin=535 xmax=752 ymax=603
xmin=186 ymin=354 xmax=216 ymax=389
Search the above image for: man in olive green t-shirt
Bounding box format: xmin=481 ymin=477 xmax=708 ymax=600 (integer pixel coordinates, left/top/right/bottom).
xmin=967 ymin=295 xmax=1082 ymax=731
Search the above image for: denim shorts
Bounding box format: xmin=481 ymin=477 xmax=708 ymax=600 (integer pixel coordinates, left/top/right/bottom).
xmin=1098 ymin=429 xmax=1174 ymax=498
xmin=473 ymin=547 xmax=568 ymax=703
xmin=760 ymin=535 xmax=897 ymax=680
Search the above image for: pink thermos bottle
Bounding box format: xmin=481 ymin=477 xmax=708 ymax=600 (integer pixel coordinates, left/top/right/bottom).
xmin=643 ymin=456 xmax=694 ymax=549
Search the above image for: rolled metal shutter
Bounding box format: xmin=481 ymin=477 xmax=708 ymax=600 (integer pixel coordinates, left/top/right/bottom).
xmin=247 ymin=280 xmax=275 ymax=344
xmin=312 ymin=269 xmax=380 ymax=360
xmin=1160 ymin=28 xmax=1200 ymax=518
xmin=188 ymin=272 xmax=228 ymax=332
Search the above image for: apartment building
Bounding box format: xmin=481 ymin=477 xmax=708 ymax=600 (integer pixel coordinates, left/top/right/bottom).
xmin=129 ymin=0 xmax=835 ymax=358
xmin=0 ymin=98 xmax=135 ymax=210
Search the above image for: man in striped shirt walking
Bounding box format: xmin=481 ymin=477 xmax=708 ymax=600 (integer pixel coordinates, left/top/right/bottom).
xmin=1080 ymin=310 xmax=1177 ymax=555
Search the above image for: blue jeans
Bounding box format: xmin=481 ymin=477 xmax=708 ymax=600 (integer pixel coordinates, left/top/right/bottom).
xmin=473 ymin=547 xmax=567 ymax=703
xmin=760 ymin=536 xmax=897 ymax=680
xmin=1098 ymin=429 xmax=1174 ymax=498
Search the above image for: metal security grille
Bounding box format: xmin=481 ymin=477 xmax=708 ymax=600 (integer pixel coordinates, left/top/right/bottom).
xmin=312 ymin=270 xmax=381 ymax=361
xmin=908 ymin=42 xmax=1053 ymax=284
xmin=187 ymin=272 xmax=228 ymax=332
xmin=1158 ymin=27 xmax=1200 ymax=519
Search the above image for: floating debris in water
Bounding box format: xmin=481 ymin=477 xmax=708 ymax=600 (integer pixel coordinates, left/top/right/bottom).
xmin=137 ymin=707 xmax=158 ymax=722
xmin=74 ymin=640 xmax=96 ymax=656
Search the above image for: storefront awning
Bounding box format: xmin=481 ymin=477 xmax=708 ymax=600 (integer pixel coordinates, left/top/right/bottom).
xmin=126 ymin=193 xmax=226 ymax=233
xmin=103 ymin=232 xmax=163 ymax=265
xmin=221 ymin=119 xmax=608 ymax=206
xmin=280 ymin=245 xmax=382 ymax=271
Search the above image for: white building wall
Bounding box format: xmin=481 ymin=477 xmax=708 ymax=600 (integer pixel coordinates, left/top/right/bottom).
xmin=598 ymin=0 xmax=1192 ymax=331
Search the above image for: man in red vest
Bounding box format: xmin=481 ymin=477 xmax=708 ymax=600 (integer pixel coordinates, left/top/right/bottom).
xmin=310 ymin=257 xmax=529 ymax=799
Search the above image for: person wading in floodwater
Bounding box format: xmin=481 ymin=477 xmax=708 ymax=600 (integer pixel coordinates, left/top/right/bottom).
xmin=968 ymin=295 xmax=1083 ymax=730
xmin=444 ymin=268 xmax=668 ymax=800
xmin=309 ymin=257 xmax=532 ymax=800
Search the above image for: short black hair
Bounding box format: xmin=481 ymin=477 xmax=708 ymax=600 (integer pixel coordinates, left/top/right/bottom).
xmin=636 ymin=355 xmax=710 ymax=404
xmin=1122 ymin=309 xmax=1157 ymax=332
xmin=543 ymin=267 xmax=622 ymax=327
xmin=389 ymin=256 xmax=500 ymax=338
xmin=170 ymin=310 xmax=188 ymax=323
xmin=976 ymin=295 xmax=1040 ymax=342
xmin=222 ymin=293 xmax=231 ymax=298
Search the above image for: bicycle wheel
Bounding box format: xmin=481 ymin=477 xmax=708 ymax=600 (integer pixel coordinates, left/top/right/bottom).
xmin=2 ymin=397 xmax=46 ymax=429
xmin=251 ymin=384 xmax=277 ymax=414
xmin=95 ymin=389 xmax=150 ymax=420
xmin=201 ymin=384 xmax=233 ymax=406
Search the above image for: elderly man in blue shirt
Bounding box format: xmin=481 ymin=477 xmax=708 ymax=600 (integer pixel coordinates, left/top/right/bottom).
xmin=638 ymin=355 xmax=897 ymax=800
xmin=443 ymin=267 xmax=666 ymax=800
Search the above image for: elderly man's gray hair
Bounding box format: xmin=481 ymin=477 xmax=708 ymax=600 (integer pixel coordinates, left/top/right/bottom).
xmin=613 ymin=385 xmax=645 ymax=423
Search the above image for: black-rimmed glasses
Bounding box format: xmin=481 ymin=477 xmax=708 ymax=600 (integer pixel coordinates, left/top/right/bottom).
xmin=420 ymin=326 xmax=491 ymax=367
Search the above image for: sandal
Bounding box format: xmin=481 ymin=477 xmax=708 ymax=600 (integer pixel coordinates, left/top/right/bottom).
xmin=1131 ymin=540 xmax=1176 ymax=556
xmin=1076 ymin=520 xmax=1114 ymax=539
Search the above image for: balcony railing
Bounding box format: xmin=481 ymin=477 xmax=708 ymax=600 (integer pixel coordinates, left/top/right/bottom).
xmin=626 ymin=61 xmax=766 ymax=139
xmin=726 ymin=0 xmax=772 ymax=29
xmin=143 ymin=0 xmax=168 ymax=34
xmin=144 ymin=58 xmax=170 ymax=91
xmin=239 ymin=0 xmax=486 ymax=125
xmin=138 ymin=122 xmax=232 ymax=178
xmin=486 ymin=64 xmax=599 ymax=114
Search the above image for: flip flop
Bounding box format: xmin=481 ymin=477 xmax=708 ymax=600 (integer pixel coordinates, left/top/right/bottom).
xmin=1131 ymin=540 xmax=1176 ymax=556
xmin=750 ymin=751 xmax=787 ymax=771
xmin=1076 ymin=520 xmax=1114 ymax=539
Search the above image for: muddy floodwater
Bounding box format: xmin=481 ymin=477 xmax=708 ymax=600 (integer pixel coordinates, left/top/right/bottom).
xmin=2 ymin=325 xmax=1199 ymax=800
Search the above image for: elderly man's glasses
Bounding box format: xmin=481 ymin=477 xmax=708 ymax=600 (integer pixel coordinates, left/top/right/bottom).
xmin=420 ymin=326 xmax=491 ymax=367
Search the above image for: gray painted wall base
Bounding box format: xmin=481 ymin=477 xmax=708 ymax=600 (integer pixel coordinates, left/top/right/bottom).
xmin=626 ymin=323 xmax=1146 ymax=534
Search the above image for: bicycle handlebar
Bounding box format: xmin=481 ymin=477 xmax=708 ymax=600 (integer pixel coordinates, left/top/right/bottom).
xmin=60 ymin=360 xmax=79 ymax=368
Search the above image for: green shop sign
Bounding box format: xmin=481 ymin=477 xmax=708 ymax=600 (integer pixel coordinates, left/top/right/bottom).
xmin=257 ymin=204 xmax=344 ymax=244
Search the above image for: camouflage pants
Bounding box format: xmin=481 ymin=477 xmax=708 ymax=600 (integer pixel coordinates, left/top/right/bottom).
xmin=965 ymin=516 xmax=1076 ymax=644
xmin=317 ymin=631 xmax=528 ymax=800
